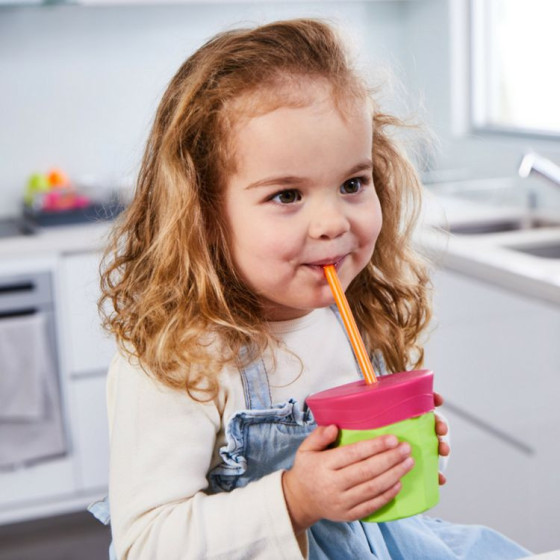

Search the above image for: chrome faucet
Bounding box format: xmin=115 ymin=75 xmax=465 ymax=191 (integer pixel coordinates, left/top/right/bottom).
xmin=518 ymin=152 xmax=560 ymax=187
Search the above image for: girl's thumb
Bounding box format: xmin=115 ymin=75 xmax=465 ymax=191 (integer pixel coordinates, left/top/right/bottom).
xmin=299 ymin=425 xmax=339 ymax=452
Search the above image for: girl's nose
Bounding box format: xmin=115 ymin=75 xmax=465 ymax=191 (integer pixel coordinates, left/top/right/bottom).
xmin=308 ymin=200 xmax=351 ymax=240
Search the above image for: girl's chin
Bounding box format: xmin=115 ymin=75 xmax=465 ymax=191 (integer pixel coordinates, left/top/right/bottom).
xmin=263 ymin=296 xmax=336 ymax=321
xmin=306 ymin=286 xmax=337 ymax=308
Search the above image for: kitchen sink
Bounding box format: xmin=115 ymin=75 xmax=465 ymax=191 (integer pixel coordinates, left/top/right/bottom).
xmin=506 ymin=241 xmax=560 ymax=259
xmin=447 ymin=216 xmax=560 ymax=235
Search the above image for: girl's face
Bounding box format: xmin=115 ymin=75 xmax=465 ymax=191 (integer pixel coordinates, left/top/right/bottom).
xmin=223 ymin=84 xmax=382 ymax=321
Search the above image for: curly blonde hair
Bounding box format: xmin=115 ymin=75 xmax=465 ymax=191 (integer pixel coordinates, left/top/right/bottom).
xmin=99 ymin=18 xmax=432 ymax=399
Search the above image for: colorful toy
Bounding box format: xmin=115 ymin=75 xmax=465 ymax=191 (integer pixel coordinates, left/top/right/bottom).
xmin=24 ymin=168 xmax=91 ymax=212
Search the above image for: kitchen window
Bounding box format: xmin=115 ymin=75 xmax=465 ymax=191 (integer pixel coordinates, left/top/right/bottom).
xmin=471 ymin=0 xmax=560 ymax=137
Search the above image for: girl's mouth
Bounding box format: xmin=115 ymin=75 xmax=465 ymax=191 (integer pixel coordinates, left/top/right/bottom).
xmin=305 ymin=255 xmax=346 ymax=272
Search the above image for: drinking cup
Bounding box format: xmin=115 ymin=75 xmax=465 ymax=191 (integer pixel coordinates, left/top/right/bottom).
xmin=306 ymin=369 xmax=439 ymax=522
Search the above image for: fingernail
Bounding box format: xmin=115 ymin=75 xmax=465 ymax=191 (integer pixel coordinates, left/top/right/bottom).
xmin=326 ymin=425 xmax=339 ymax=437
xmin=399 ymin=442 xmax=411 ymax=456
xmin=403 ymin=457 xmax=414 ymax=469
xmin=386 ymin=435 xmax=398 ymax=448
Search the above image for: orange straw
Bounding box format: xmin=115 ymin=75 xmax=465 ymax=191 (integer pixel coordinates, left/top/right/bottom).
xmin=323 ymin=265 xmax=377 ymax=384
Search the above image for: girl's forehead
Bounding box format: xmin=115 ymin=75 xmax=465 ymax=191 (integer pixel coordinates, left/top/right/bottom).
xmin=219 ymin=77 xmax=371 ymax=175
xmin=226 ymin=77 xmax=370 ymax=128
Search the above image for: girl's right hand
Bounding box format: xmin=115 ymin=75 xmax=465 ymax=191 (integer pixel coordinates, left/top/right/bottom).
xmin=282 ymin=425 xmax=413 ymax=534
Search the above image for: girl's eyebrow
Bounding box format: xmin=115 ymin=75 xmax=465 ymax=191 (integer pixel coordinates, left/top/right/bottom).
xmin=245 ymin=160 xmax=373 ymax=190
xmin=346 ymin=160 xmax=373 ymax=176
xmin=246 ymin=175 xmax=305 ymax=190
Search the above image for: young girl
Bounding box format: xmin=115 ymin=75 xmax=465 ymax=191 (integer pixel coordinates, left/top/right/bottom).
xmin=92 ymin=19 xmax=530 ymax=560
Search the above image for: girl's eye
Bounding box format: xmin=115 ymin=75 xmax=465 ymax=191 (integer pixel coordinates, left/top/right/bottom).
xmin=271 ymin=189 xmax=302 ymax=204
xmin=341 ymin=177 xmax=365 ymax=194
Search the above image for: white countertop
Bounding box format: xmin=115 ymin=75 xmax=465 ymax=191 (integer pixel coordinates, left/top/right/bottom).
xmin=419 ymin=193 xmax=560 ymax=305
xmin=0 ymin=222 xmax=111 ymax=260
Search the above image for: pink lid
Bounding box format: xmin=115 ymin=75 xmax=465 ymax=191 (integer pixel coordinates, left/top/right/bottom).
xmin=306 ymin=369 xmax=434 ymax=430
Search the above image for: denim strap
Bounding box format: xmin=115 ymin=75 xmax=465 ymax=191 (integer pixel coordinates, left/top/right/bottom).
xmin=239 ymin=357 xmax=273 ymax=410
xmin=239 ymin=306 xmax=387 ymax=410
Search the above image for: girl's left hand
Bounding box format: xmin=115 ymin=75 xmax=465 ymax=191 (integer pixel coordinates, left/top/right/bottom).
xmin=434 ymin=392 xmax=450 ymax=486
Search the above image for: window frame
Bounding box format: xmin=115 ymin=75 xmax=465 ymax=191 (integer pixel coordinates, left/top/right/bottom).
xmin=469 ymin=0 xmax=560 ymax=140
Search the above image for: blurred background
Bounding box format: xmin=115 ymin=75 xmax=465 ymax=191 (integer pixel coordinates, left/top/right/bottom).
xmin=0 ymin=1 xmax=558 ymax=558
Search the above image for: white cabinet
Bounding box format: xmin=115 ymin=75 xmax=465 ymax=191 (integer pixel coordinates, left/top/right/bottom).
xmin=59 ymin=251 xmax=115 ymax=493
xmin=70 ymin=374 xmax=110 ymax=490
xmin=0 ymin=248 xmax=114 ymax=524
xmin=59 ymin=252 xmax=116 ymax=377
xmin=0 ymin=258 xmax=77 ymax=525
xmin=427 ymin=269 xmax=560 ymax=554
xmin=0 ymin=457 xmax=77 ymax=524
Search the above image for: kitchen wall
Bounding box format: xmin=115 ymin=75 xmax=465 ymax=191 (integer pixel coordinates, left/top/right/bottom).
xmin=1 ymin=0 xmax=559 ymax=220
xmin=401 ymin=0 xmax=560 ymax=207
xmin=0 ymin=0 xmax=412 ymax=219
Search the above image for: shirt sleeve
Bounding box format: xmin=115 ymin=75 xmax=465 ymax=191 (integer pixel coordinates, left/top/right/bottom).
xmin=107 ymin=353 xmax=305 ymax=560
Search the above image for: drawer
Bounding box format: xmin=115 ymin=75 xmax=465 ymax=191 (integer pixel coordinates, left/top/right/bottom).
xmin=0 ymin=456 xmax=76 ymax=516
xmin=70 ymin=374 xmax=110 ymax=491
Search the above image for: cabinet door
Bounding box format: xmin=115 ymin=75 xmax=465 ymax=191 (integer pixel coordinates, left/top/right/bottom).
xmin=70 ymin=374 xmax=110 ymax=491
xmin=0 ymin=457 xmax=76 ymax=523
xmin=426 ymin=269 xmax=560 ymax=440
xmin=431 ymin=405 xmax=534 ymax=541
xmin=426 ymin=269 xmax=560 ymax=553
xmin=58 ymin=252 xmax=116 ymax=376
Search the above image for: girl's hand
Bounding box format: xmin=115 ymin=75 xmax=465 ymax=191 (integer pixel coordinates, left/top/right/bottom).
xmin=282 ymin=425 xmax=414 ymax=535
xmin=434 ymin=392 xmax=450 ymax=485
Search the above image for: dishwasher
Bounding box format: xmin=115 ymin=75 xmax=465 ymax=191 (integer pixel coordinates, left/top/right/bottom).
xmin=0 ymin=271 xmax=68 ymax=471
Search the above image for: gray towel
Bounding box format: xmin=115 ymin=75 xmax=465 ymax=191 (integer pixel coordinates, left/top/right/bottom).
xmin=0 ymin=314 xmax=47 ymax=420
xmin=0 ymin=312 xmax=67 ymax=469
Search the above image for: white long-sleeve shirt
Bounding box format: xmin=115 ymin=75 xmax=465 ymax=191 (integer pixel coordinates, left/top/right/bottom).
xmin=107 ymin=307 xmax=361 ymax=559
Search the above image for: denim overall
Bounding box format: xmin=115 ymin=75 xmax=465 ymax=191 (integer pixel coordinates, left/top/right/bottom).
xmin=204 ymin=353 xmax=529 ymax=560
xmin=90 ymin=318 xmax=530 ymax=559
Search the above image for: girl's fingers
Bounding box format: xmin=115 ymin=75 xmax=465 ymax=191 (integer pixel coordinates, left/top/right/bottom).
xmin=438 ymin=439 xmax=450 ymax=457
xmin=327 ymin=435 xmax=400 ymax=470
xmin=348 ymin=481 xmax=403 ymax=521
xmin=434 ymin=392 xmax=444 ymax=407
xmin=435 ymin=415 xmax=448 ymax=436
xmin=340 ymin=442 xmax=411 ymax=489
xmin=345 ymin=456 xmax=414 ymax=515
xmin=435 ymin=414 xmax=450 ymax=456
xmin=298 ymin=425 xmax=340 ymax=453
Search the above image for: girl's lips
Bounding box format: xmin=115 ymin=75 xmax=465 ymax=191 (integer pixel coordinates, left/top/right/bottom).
xmin=305 ymin=255 xmax=346 ymax=271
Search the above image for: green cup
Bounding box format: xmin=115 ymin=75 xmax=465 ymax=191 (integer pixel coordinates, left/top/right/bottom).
xmin=306 ymin=369 xmax=439 ymax=522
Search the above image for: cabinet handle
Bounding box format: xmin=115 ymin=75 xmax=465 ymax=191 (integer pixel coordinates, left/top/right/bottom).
xmin=0 ymin=282 xmax=35 ymax=295
xmin=0 ymin=308 xmax=38 ymax=319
